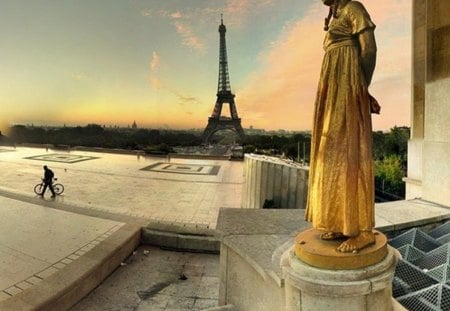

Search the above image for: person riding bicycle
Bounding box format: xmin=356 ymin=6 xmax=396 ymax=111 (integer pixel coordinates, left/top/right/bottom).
xmin=41 ymin=165 xmax=56 ymax=197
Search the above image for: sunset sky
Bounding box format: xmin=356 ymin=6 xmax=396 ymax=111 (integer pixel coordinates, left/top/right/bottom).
xmin=0 ymin=0 xmax=412 ymax=132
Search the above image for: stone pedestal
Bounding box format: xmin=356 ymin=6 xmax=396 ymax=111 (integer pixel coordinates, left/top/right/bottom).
xmin=282 ymin=246 xmax=400 ymax=311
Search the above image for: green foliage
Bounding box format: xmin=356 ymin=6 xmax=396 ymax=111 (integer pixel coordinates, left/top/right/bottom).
xmin=243 ymin=133 xmax=311 ymax=162
xmin=243 ymin=144 xmax=256 ymax=154
xmin=374 ymin=154 xmax=406 ymax=198
xmin=372 ymin=127 xmax=409 ymax=199
xmin=144 ymin=143 xmax=173 ymax=155
xmin=372 ymin=126 xmax=409 ymax=161
xmin=8 ymin=125 xmax=201 ymax=150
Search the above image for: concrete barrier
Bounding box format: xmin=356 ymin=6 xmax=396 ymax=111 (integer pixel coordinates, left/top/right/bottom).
xmin=242 ymin=154 xmax=309 ymax=209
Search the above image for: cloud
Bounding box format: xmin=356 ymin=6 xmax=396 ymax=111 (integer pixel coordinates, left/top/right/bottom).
xmin=364 ymin=0 xmax=412 ymax=25
xmin=223 ymin=0 xmax=275 ymax=28
xmin=141 ymin=8 xmax=206 ymax=54
xmin=238 ymin=2 xmax=324 ymax=130
xmin=173 ymin=90 xmax=201 ymax=106
xmin=238 ymin=0 xmax=411 ymax=131
xmin=173 ymin=20 xmax=206 ymax=53
xmin=71 ymin=72 xmax=90 ymax=81
xmin=149 ymin=51 xmax=162 ymax=89
xmin=140 ymin=9 xmax=151 ymax=17
xmin=147 ymin=50 xmax=201 ymax=107
xmin=170 ymin=11 xmax=182 ymax=19
xmin=141 ymin=2 xmax=277 ymax=53
xmin=225 ymin=0 xmax=252 ymax=15
xmin=150 ymin=51 xmax=160 ymax=72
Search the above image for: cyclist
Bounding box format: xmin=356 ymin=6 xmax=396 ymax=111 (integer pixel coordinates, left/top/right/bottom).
xmin=40 ymin=165 xmax=56 ymax=197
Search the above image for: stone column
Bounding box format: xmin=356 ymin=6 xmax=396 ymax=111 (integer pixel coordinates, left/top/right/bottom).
xmin=282 ymin=246 xmax=399 ymax=311
xmin=406 ymin=0 xmax=450 ymax=203
xmin=405 ymin=0 xmax=426 ymax=199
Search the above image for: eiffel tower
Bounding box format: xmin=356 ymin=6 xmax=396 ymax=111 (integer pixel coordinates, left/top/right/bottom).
xmin=202 ymin=15 xmax=245 ymax=144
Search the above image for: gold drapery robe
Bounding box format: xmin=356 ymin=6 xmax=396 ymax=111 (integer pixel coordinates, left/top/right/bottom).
xmin=305 ymin=1 xmax=376 ymax=237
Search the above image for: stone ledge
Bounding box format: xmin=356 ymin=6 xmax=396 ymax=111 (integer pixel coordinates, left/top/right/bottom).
xmin=0 ymin=224 xmax=141 ymax=311
xmin=201 ymin=304 xmax=237 ymax=311
xmin=217 ymin=204 xmax=450 ymax=310
xmin=402 ymin=177 xmax=422 ymax=186
xmin=141 ymin=228 xmax=220 ymax=254
xmin=146 ymin=220 xmax=216 ymax=236
xmin=375 ymin=199 xmax=450 ymax=234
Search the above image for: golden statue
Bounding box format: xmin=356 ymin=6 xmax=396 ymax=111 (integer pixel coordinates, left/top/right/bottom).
xmin=305 ymin=0 xmax=380 ymax=253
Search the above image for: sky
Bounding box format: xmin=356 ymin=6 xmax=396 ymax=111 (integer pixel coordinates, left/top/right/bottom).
xmin=0 ymin=0 xmax=412 ymax=132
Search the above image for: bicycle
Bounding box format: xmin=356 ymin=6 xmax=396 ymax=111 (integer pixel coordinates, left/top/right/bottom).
xmin=34 ymin=178 xmax=65 ymax=195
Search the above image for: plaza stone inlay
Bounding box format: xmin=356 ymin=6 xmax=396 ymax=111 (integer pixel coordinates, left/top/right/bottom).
xmin=24 ymin=153 xmax=99 ymax=163
xmin=0 ymin=148 xmax=14 ymax=153
xmin=141 ymin=162 xmax=221 ymax=176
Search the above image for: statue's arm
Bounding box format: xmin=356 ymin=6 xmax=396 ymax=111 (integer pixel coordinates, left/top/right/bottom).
xmin=358 ymin=29 xmax=377 ymax=86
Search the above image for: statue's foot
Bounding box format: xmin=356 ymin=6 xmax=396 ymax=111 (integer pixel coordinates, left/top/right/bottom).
xmin=337 ymin=231 xmax=376 ymax=253
xmin=320 ymin=232 xmax=344 ymax=240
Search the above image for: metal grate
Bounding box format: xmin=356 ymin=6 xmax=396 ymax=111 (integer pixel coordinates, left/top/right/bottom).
xmin=390 ymin=224 xmax=450 ymax=310
xmin=425 ymin=264 xmax=450 ymax=284
xmin=412 ymin=244 xmax=450 ymax=270
xmin=437 ymin=233 xmax=450 ymax=245
xmin=389 ymin=228 xmax=442 ymax=252
xmin=398 ymin=244 xmax=426 ymax=263
xmin=393 ymin=259 xmax=439 ymax=298
xmin=429 ymin=221 xmax=450 ymax=239
xmin=397 ymin=284 xmax=450 ymax=311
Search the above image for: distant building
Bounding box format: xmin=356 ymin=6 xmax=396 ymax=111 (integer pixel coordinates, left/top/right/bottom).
xmin=132 ymin=121 xmax=137 ymax=129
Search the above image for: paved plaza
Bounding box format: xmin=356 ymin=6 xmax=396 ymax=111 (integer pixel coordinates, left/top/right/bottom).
xmin=0 ymin=147 xmax=243 ymax=228
xmin=1 ymin=146 xmax=450 ymax=310
xmin=71 ymin=245 xmax=220 ymax=311
xmin=0 ymin=146 xmax=242 ymax=309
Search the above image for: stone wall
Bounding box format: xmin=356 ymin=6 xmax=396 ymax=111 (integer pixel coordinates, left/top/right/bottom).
xmin=219 ymin=245 xmax=286 ymax=311
xmin=241 ymin=154 xmax=309 ymax=209
xmin=406 ymin=0 xmax=450 ymax=205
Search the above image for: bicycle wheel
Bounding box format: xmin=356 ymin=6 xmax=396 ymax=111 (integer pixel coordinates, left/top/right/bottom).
xmin=53 ymin=183 xmax=64 ymax=195
xmin=34 ymin=184 xmax=43 ymax=195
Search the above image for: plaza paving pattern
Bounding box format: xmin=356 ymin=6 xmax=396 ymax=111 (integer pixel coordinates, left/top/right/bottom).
xmin=0 ymin=147 xmax=243 ymax=229
xmin=0 ymin=146 xmax=242 ymax=309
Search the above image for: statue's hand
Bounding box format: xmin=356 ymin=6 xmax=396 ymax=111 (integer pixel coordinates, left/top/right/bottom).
xmin=369 ymin=94 xmax=380 ymax=114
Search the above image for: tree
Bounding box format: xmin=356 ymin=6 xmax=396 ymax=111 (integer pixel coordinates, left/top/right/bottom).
xmin=374 ymin=154 xmax=405 ymax=198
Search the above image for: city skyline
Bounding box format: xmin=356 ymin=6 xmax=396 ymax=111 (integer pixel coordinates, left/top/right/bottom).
xmin=0 ymin=0 xmax=411 ymax=132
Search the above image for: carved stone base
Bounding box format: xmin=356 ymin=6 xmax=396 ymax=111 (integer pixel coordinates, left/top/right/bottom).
xmin=294 ymin=228 xmax=388 ymax=270
xmin=282 ymin=246 xmax=400 ymax=311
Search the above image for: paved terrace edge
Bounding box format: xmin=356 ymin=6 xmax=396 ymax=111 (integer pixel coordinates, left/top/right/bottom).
xmin=216 ymin=199 xmax=450 ymax=289
xmin=0 ymin=224 xmax=141 ymax=311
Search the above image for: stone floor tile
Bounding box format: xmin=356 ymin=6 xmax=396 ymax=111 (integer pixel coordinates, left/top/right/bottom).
xmin=182 ymin=264 xmax=205 ymax=277
xmin=0 ymin=292 xmax=11 ymax=302
xmin=197 ymin=277 xmax=220 ymax=300
xmin=53 ymin=262 xmax=66 ymax=269
xmin=35 ymin=266 xmax=58 ymax=279
xmin=16 ymin=281 xmax=33 ymax=290
xmin=191 ymin=298 xmax=218 ymax=310
xmin=165 ymin=296 xmax=195 ymax=310
xmin=161 ymin=277 xmax=201 ymax=298
xmin=4 ymin=286 xmax=22 ymax=296
xmin=61 ymin=258 xmax=74 ymax=265
xmin=26 ymin=276 xmax=42 ymax=285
